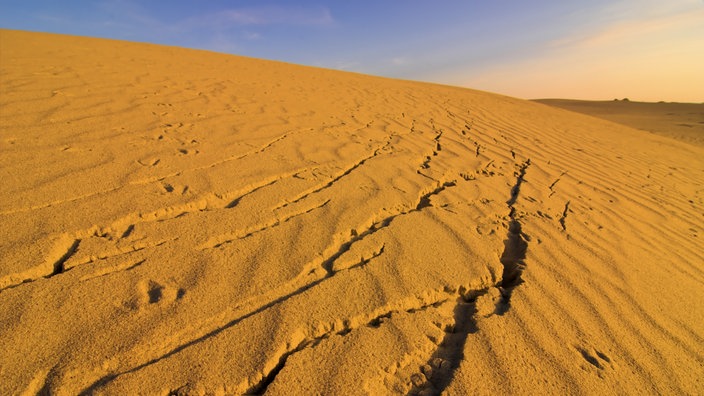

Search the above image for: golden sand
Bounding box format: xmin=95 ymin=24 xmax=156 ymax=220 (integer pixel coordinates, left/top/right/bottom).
xmin=1 ymin=29 xmax=703 ymax=395
xmin=535 ymin=98 xmax=704 ymax=147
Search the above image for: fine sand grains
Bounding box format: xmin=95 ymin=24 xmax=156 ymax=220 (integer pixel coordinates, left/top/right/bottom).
xmin=1 ymin=29 xmax=703 ymax=395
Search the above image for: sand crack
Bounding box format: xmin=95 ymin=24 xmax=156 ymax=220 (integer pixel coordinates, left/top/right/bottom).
xmin=559 ymin=200 xmax=571 ymax=232
xmin=506 ymin=159 xmax=531 ymax=207
xmin=320 ymin=180 xmax=456 ymax=275
xmin=246 ymin=293 xmax=455 ymax=395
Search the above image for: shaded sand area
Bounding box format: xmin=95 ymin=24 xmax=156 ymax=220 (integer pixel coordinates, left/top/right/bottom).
xmin=534 ymin=99 xmax=704 ymax=147
xmin=1 ymin=30 xmax=703 ymax=395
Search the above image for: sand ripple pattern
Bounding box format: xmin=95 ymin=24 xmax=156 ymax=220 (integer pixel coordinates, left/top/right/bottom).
xmin=1 ymin=30 xmax=703 ymax=395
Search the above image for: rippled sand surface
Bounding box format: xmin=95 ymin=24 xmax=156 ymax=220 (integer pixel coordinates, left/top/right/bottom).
xmin=1 ymin=30 xmax=702 ymax=395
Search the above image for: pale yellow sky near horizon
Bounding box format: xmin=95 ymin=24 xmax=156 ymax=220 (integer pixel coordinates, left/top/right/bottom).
xmin=449 ymin=5 xmax=704 ymax=102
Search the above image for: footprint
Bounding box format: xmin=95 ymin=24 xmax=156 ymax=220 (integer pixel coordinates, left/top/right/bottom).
xmin=575 ymin=345 xmax=613 ymax=371
xmin=146 ymin=281 xmax=164 ymax=303
xmin=177 ymin=148 xmax=199 ymax=155
xmin=161 ymin=183 xmax=189 ymax=195
xmin=137 ymin=158 xmax=160 ymax=166
xmin=130 ymin=279 xmax=185 ymax=309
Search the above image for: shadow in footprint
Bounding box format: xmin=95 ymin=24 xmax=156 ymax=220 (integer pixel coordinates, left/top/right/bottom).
xmin=147 ymin=281 xmax=164 ymax=304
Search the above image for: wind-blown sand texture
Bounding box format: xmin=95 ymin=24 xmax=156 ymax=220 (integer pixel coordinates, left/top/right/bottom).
xmin=1 ymin=30 xmax=703 ymax=395
xmin=534 ymin=99 xmax=704 ymax=147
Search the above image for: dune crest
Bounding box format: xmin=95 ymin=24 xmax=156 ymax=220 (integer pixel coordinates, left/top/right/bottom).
xmin=1 ymin=30 xmax=702 ymax=395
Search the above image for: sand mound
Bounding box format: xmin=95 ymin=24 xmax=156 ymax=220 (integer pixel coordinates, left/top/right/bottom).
xmin=534 ymin=99 xmax=704 ymax=147
xmin=1 ymin=30 xmax=702 ymax=395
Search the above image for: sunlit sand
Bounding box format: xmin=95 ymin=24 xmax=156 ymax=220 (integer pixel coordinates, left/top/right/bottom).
xmin=535 ymin=98 xmax=704 ymax=147
xmin=1 ymin=30 xmax=702 ymax=395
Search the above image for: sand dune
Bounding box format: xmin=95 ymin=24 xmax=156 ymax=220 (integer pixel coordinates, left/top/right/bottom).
xmin=534 ymin=99 xmax=704 ymax=147
xmin=1 ymin=29 xmax=703 ymax=395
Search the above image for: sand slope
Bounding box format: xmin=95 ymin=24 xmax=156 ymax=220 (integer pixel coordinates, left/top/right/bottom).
xmin=1 ymin=30 xmax=703 ymax=395
xmin=534 ymin=99 xmax=704 ymax=147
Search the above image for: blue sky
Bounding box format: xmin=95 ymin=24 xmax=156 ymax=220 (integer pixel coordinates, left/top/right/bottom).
xmin=1 ymin=1 xmax=702 ymax=102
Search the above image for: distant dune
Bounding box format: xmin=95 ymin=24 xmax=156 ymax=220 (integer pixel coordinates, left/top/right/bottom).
xmin=534 ymin=98 xmax=704 ymax=147
xmin=1 ymin=29 xmax=702 ymax=395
